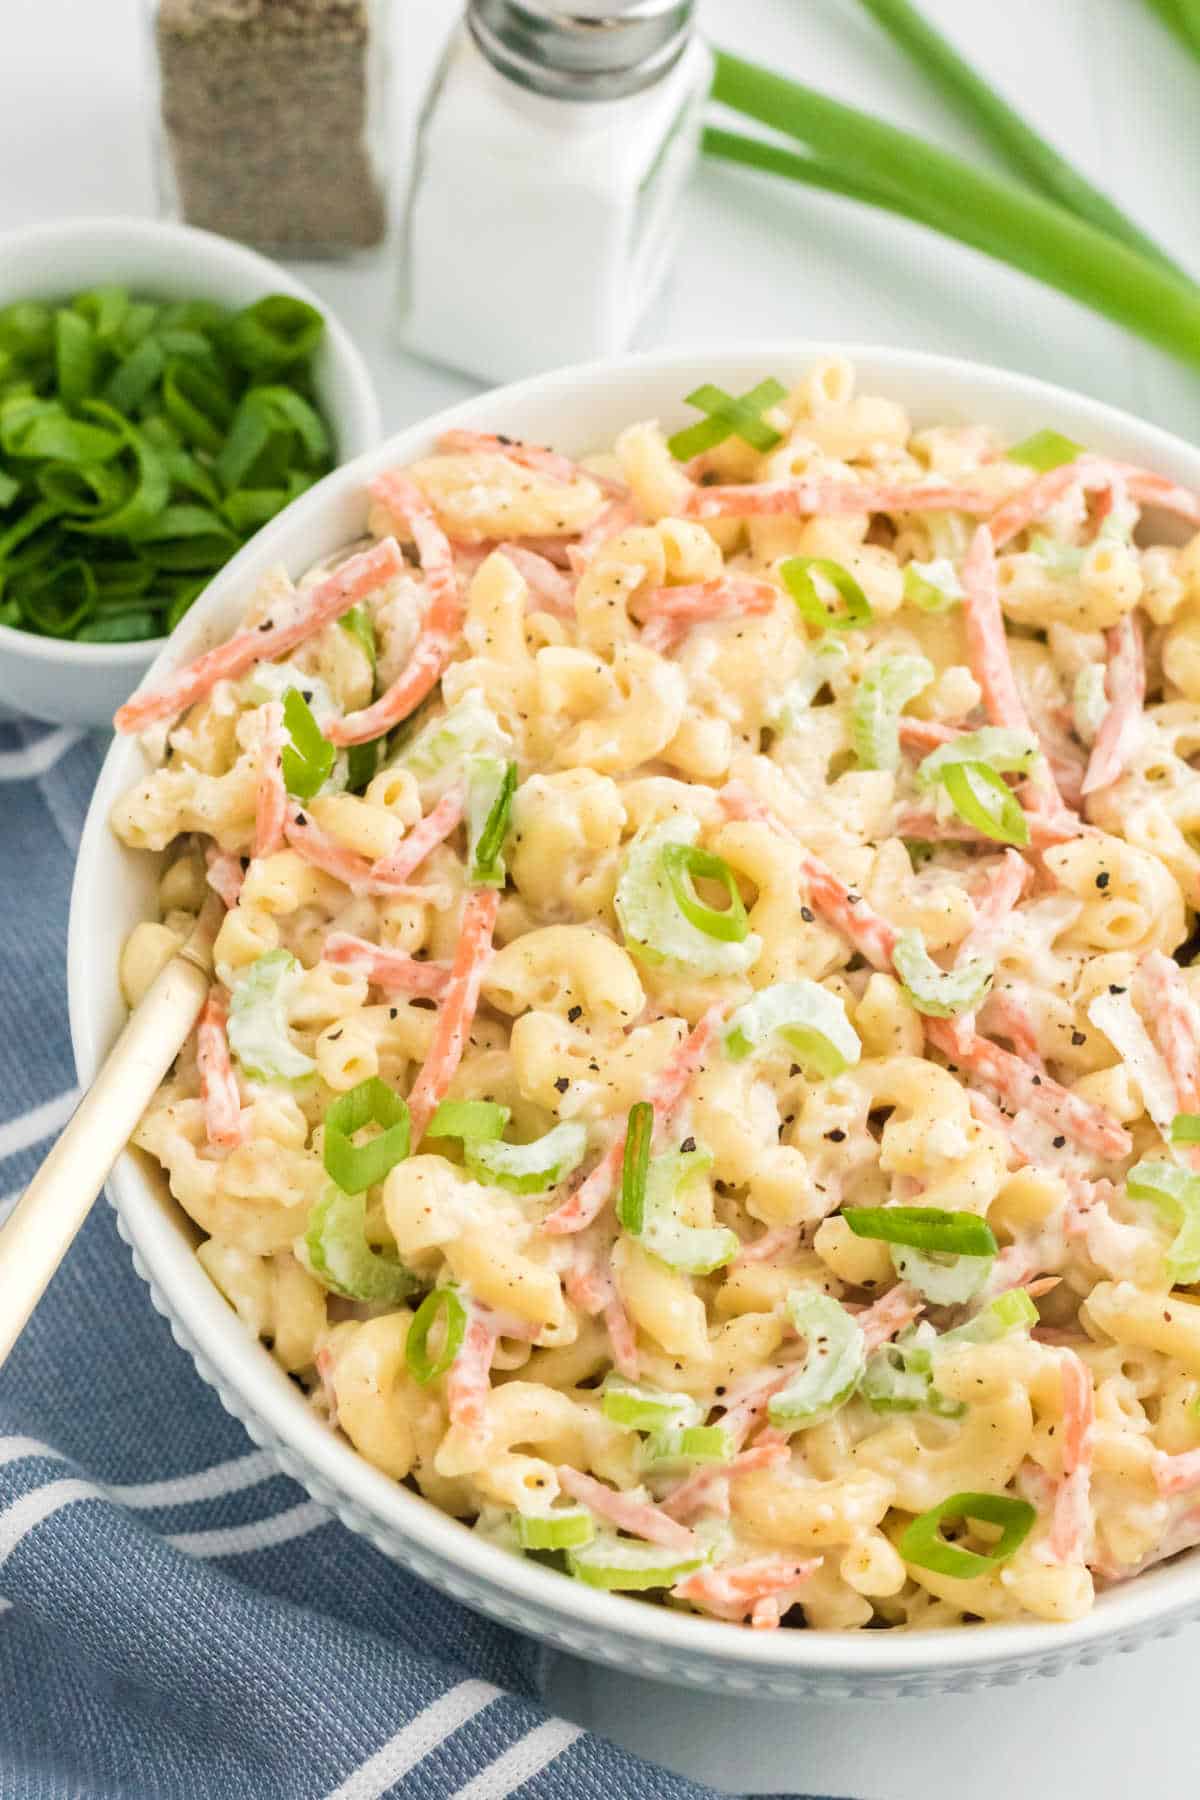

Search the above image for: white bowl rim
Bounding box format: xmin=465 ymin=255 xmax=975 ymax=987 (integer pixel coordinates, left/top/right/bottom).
xmin=0 ymin=212 xmax=381 ymax=669
xmin=69 ymin=336 xmax=1200 ymax=1684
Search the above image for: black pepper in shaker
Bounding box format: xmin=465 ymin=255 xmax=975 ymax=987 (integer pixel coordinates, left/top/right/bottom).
xmin=150 ymin=0 xmax=389 ymax=256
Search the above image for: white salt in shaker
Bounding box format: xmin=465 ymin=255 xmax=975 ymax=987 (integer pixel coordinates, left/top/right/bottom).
xmin=398 ymin=0 xmax=711 ymax=383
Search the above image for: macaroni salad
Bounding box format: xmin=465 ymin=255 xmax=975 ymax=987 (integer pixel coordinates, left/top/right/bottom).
xmin=111 ymin=361 xmax=1200 ymax=1632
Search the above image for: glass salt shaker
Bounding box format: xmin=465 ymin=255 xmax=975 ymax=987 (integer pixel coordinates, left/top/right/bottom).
xmin=398 ymin=0 xmax=712 ymax=384
xmin=147 ymin=0 xmax=391 ymax=257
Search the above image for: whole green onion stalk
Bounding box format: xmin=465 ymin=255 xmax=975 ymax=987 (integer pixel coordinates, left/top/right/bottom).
xmin=703 ymin=51 xmax=1200 ymax=373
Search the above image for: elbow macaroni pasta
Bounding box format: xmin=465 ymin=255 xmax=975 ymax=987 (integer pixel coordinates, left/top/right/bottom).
xmin=112 ymin=365 xmax=1200 ymax=1632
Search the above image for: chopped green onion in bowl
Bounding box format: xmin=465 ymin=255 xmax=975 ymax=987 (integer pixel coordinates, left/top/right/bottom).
xmin=0 ymin=288 xmax=334 ymax=645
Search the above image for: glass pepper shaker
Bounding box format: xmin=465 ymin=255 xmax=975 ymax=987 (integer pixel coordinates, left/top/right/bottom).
xmin=398 ymin=0 xmax=712 ymax=384
xmin=147 ymin=0 xmax=391 ymax=257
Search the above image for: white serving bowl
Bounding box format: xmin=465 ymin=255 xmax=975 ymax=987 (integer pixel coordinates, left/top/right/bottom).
xmin=0 ymin=215 xmax=381 ymax=728
xmin=70 ymin=343 xmax=1200 ymax=1699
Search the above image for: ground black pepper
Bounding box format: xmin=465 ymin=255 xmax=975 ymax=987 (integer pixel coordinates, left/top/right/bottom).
xmin=153 ymin=0 xmax=387 ymax=253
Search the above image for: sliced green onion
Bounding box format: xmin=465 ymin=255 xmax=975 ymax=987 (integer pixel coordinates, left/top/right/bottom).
xmin=941 ymin=1288 xmax=1039 ymax=1346
xmin=567 ymin=1532 xmax=711 ymax=1590
xmin=1172 ymin=1115 xmax=1200 ymax=1145
xmin=465 ymin=1121 xmax=588 ymax=1194
xmin=781 ymin=555 xmax=873 ymax=631
xmin=345 ymin=738 xmax=382 ymax=794
xmin=768 ymin=1290 xmax=867 ymax=1429
xmin=1007 ymin=429 xmax=1083 ymax=472
xmin=899 ymin=1491 xmax=1036 ymax=1579
xmin=940 ymin=762 xmax=1030 ymax=847
xmin=601 ymin=1376 xmax=701 ymax=1433
xmin=626 ymin=1147 xmax=739 ymax=1276
xmin=1072 ymin=663 xmax=1109 ymax=744
xmin=615 ymin=818 xmax=761 ymax=977
xmin=893 ymin=1243 xmax=995 ymax=1304
xmin=466 ymin=755 xmax=517 ymax=887
xmin=768 ymin=635 xmax=849 ymax=729
xmin=304 ymin=1185 xmax=418 ymax=1304
xmin=427 ymin=1099 xmax=511 ymax=1142
xmin=340 ymin=604 xmax=377 ymax=678
xmin=224 ymin=295 xmax=325 ymax=375
xmin=617 ymin=1101 xmax=654 ymax=1236
xmin=661 ymin=842 xmax=749 ymax=943
xmin=666 ymin=377 xmax=787 ymax=461
xmin=644 ymin=1425 xmax=732 ymax=1469
xmin=281 ymin=686 xmax=335 ymax=801
xmin=723 ymin=979 xmax=861 ymax=1077
xmin=19 ymin=559 xmax=96 ymax=637
xmin=916 ymin=727 xmax=1042 ymax=789
xmin=903 ymin=558 xmax=963 ymax=612
xmin=405 ymin=1285 xmax=468 ymax=1383
xmin=842 ymin=1207 xmax=998 ymax=1256
xmin=104 ymin=336 xmax=167 ymax=413
xmin=851 ymin=652 xmax=934 ymax=771
xmin=893 ymin=928 xmax=993 ymax=1019
xmin=76 ymin=609 xmax=159 ymax=643
xmin=54 ymin=310 xmax=96 ymax=409
xmin=514 ymin=1509 xmax=595 ymax=1551
xmin=323 ymin=1077 xmax=411 ymax=1194
xmin=227 ymin=949 xmax=315 ymax=1082
xmin=1126 ymin=1159 xmax=1200 ymax=1284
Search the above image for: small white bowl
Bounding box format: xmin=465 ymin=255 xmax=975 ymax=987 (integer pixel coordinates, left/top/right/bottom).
xmin=0 ymin=215 xmax=381 ymax=728
xmin=70 ymin=343 xmax=1200 ymax=1699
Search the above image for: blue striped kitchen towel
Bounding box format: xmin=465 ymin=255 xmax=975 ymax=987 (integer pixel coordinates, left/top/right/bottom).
xmin=0 ymin=712 xmax=825 ymax=1800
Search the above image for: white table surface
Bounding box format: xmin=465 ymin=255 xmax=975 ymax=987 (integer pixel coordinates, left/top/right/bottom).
xmin=4 ymin=0 xmax=1200 ymax=1792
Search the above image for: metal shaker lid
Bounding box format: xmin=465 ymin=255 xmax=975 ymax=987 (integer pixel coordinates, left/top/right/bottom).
xmin=468 ymin=0 xmax=695 ymax=101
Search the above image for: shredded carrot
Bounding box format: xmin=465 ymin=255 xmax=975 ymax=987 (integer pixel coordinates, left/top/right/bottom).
xmin=958 ymin=850 xmax=1030 ymax=964
xmin=1152 ymin=1448 xmax=1200 ymax=1496
xmin=662 ymin=1442 xmax=790 ymax=1524
xmin=369 ymin=788 xmax=465 ymax=888
xmin=323 ymin=933 xmax=453 ymax=998
xmin=329 ymin=475 xmax=463 ymax=747
xmin=434 ymin=429 xmax=628 ymax=498
xmin=196 ymin=991 xmax=242 ymax=1151
xmin=254 ymin=699 xmax=288 ymax=859
xmin=570 ymin=494 xmax=640 ymax=567
xmin=1138 ymin=950 xmax=1200 ymax=1114
xmin=446 ymin=1308 xmax=497 ymax=1432
xmin=205 ymin=844 xmax=245 ymax=911
xmin=892 ymin=807 xmax=1078 ymax=850
xmin=980 ymin=988 xmax=1045 ymax=1072
xmin=897 ymin=716 xmax=962 ymax=752
xmin=604 ymin=1291 xmax=641 ymax=1382
xmin=406 ymin=887 xmax=500 ymax=1144
xmin=1049 ymin=1351 xmax=1095 ymax=1564
xmin=496 ymin=543 xmax=576 ymax=617
xmin=859 ymin=1284 xmax=925 ymax=1352
xmin=925 ymin=1018 xmax=1131 ymax=1158
xmin=719 ymin=782 xmax=899 ymax=970
xmin=114 ymin=540 xmax=403 ymax=734
xmin=962 ymin=525 xmax=1035 ymax=735
xmin=735 ymin=1226 xmax=804 ymax=1265
xmin=283 ymin=810 xmax=450 ymax=904
xmin=671 ymin=1556 xmax=821 ymax=1625
xmin=1082 ymin=611 xmax=1144 ymax=795
xmin=987 ymin=461 xmax=1097 ymax=549
xmin=542 ymin=1006 xmax=722 ymax=1235
xmin=640 ymin=576 xmax=778 ymax=652
xmin=683 ymin=477 xmax=996 ymax=522
xmin=556 ymin=1467 xmax=699 ymax=1551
